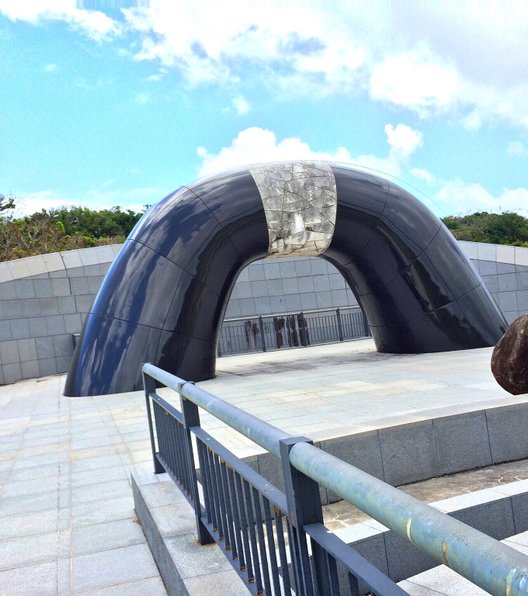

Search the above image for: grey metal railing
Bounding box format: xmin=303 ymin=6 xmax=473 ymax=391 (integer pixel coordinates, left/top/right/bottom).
xmin=143 ymin=363 xmax=528 ymax=595
xmin=218 ymin=306 xmax=369 ymax=356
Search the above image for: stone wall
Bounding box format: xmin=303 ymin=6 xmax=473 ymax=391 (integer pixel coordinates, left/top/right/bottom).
xmin=0 ymin=246 xmax=120 ymax=385
xmin=458 ymin=241 xmax=528 ymax=324
xmin=1 ymin=241 xmax=527 ymax=385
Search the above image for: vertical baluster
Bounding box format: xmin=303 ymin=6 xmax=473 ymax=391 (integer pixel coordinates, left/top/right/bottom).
xmin=205 ymin=447 xmax=220 ymax=532
xmin=210 ymin=453 xmax=226 ymax=541
xmin=167 ymin=417 xmax=178 ymax=482
xmin=153 ymin=405 xmax=166 ymax=466
xmin=251 ymin=487 xmax=272 ymax=594
xmin=218 ymin=460 xmax=234 ymax=553
xmin=235 ymin=472 xmax=254 ymax=581
xmin=274 ymin=512 xmax=291 ymax=594
xmin=179 ymin=421 xmax=193 ymax=494
xmin=227 ymin=467 xmax=245 ymax=569
xmin=171 ymin=417 xmax=182 ymax=485
xmin=242 ymin=478 xmax=264 ymax=593
xmin=286 ymin=521 xmax=304 ymax=595
xmin=263 ymin=496 xmax=281 ymax=595
xmin=196 ymin=440 xmax=213 ymax=525
xmin=162 ymin=411 xmax=173 ymax=476
xmin=325 ymin=551 xmax=340 ymax=595
xmin=348 ymin=571 xmax=360 ymax=596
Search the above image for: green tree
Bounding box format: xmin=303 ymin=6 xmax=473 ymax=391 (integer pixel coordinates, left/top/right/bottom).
xmin=442 ymin=212 xmax=528 ymax=246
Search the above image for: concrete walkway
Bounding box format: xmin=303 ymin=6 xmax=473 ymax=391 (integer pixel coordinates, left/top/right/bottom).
xmin=1 ymin=339 xmax=527 ymax=594
xmin=0 ymin=375 xmax=165 ymax=594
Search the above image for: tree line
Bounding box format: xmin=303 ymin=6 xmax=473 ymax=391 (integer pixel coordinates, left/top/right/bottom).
xmin=0 ymin=195 xmax=144 ymax=262
xmin=442 ymin=211 xmax=528 ymax=247
xmin=1 ymin=193 xmax=528 ymax=262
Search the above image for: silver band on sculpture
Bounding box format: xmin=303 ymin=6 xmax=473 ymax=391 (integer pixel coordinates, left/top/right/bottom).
xmin=250 ymin=161 xmax=337 ymax=257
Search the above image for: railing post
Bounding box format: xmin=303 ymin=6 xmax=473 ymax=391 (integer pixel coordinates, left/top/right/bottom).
xmin=143 ymin=368 xmax=165 ymax=474
xmin=258 ymin=316 xmax=267 ymax=352
xmin=179 ymin=383 xmax=214 ymax=546
xmin=336 ymin=307 xmax=344 ymax=342
xmin=280 ymin=437 xmax=330 ymax=596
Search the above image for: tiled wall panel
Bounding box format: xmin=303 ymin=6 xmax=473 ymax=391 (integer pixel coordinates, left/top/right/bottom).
xmin=1 ymin=241 xmax=527 ymax=384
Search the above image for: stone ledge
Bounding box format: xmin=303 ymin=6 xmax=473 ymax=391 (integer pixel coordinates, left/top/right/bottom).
xmin=248 ymin=398 xmax=528 ymax=506
xmin=131 ymin=475 xmax=249 ymax=596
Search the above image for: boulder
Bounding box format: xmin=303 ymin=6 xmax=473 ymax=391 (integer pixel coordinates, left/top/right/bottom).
xmin=491 ymin=314 xmax=528 ymax=395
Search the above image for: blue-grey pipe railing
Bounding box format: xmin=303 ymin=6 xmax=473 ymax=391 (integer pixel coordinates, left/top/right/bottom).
xmin=143 ymin=363 xmax=528 ymax=595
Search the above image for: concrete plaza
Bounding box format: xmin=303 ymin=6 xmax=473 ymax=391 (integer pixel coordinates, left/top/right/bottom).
xmin=1 ymin=339 xmax=528 ymax=594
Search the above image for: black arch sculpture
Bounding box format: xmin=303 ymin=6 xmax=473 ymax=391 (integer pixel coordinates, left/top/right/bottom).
xmin=65 ymin=161 xmax=507 ymax=396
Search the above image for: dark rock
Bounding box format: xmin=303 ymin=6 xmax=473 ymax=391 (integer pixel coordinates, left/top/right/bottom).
xmin=491 ymin=314 xmax=528 ymax=395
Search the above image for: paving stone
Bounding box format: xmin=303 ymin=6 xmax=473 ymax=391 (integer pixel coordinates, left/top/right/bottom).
xmin=0 ymin=510 xmax=59 ymax=541
xmin=72 ymin=496 xmax=136 ymax=528
xmin=72 ymin=543 xmax=158 ymax=591
xmin=165 ymin=534 xmax=232 ymax=580
xmin=185 ymin=569 xmax=248 ymax=595
xmin=0 ymin=561 xmax=59 ymax=596
xmin=78 ymin=576 xmax=167 ymax=596
xmin=71 ymin=518 xmax=146 ymax=556
xmin=0 ymin=531 xmax=66 ymax=570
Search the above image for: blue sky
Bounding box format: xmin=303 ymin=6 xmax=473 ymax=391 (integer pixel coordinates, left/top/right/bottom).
xmin=1 ymin=1 xmax=528 ymax=218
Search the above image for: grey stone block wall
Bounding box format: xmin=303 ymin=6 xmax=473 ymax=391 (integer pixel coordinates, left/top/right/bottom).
xmin=225 ymin=256 xmax=359 ymax=318
xmin=0 ymin=246 xmax=119 ymax=385
xmin=1 ymin=241 xmax=528 ymax=385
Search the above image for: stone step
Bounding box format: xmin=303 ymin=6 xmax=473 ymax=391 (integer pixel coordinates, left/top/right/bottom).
xmin=330 ymin=465 xmax=528 ymax=590
xmin=324 ymin=457 xmax=528 ymax=530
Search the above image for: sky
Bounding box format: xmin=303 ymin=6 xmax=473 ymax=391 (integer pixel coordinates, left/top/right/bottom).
xmin=1 ymin=1 xmax=528 ymax=218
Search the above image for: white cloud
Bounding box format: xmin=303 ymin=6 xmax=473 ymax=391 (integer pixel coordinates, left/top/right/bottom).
xmin=14 ymin=186 xmax=163 ymax=217
xmin=43 ymin=63 xmax=59 ymax=73
xmin=434 ymin=178 xmax=528 ymax=217
xmin=116 ymin=2 xmax=528 ymax=130
xmin=232 ymin=95 xmax=250 ymax=116
xmin=196 ymin=127 xmax=353 ymax=176
xmin=384 ymin=123 xmax=423 ymax=161
xmin=0 ymin=0 xmax=119 ymax=41
xmin=6 ymin=2 xmax=528 ymax=133
xmin=370 ymin=50 xmax=460 ymax=118
xmin=196 ymin=125 xmax=528 ymax=218
xmin=196 ymin=124 xmax=422 ymax=181
xmin=411 ymin=168 xmax=434 ymax=185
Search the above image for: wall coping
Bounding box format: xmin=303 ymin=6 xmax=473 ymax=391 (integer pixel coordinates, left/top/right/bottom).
xmin=0 ymin=244 xmax=121 ymax=283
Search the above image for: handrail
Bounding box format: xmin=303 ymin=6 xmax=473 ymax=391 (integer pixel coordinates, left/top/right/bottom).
xmin=143 ymin=363 xmax=290 ymax=457
xmin=143 ymin=362 xmax=528 ymax=595
xmin=290 ymin=441 xmax=528 ymax=596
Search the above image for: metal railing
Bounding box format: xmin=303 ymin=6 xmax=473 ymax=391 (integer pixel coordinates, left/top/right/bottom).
xmin=218 ymin=306 xmax=369 ymax=356
xmin=143 ymin=363 xmax=528 ymax=595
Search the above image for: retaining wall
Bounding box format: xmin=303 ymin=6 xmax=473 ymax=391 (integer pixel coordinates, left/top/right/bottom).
xmin=1 ymin=241 xmax=527 ymax=385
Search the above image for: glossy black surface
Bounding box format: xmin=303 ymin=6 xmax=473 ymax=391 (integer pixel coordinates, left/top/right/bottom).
xmin=65 ymin=163 xmax=507 ymax=396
